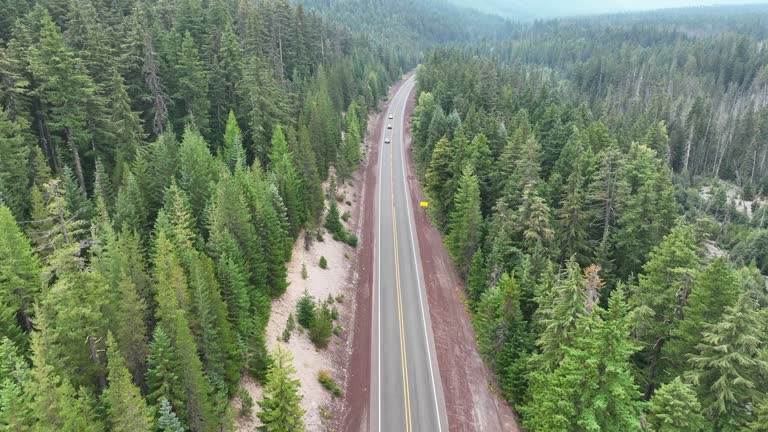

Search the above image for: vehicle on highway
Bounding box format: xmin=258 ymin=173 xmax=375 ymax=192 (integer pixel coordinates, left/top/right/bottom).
xmin=388 ymin=114 xmax=394 ymax=119
xmin=384 ymin=137 xmax=391 ymax=143
xmin=387 ymin=124 xmax=392 ymax=129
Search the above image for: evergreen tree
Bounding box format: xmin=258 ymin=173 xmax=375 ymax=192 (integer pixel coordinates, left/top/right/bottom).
xmin=0 ymin=109 xmax=32 ymax=219
xmin=614 ymin=144 xmax=677 ymax=278
xmin=685 ymin=294 xmax=768 ymax=430
xmin=269 ymin=125 xmax=305 ymax=237
xmin=446 ymin=165 xmax=483 ymax=275
xmin=647 ymin=377 xmax=708 ymax=432
xmin=666 ymin=258 xmax=742 ymax=375
xmin=108 ymin=69 xmax=144 ymax=176
xmin=157 ymin=398 xmax=185 ymax=432
xmin=338 ymin=101 xmax=362 ymax=181
xmin=0 ymin=206 xmax=41 ymax=351
xmin=177 ymin=126 xmax=219 ymax=230
xmin=466 ymin=133 xmax=494 ymax=213
xmin=523 ymin=287 xmax=643 ymax=432
xmin=174 ymin=32 xmax=210 ymax=134
xmin=295 ymin=125 xmax=324 ymax=224
xmin=152 ymin=232 xmax=216 ymax=432
xmin=145 ymin=327 xmax=185 ymax=421
xmin=257 ymin=344 xmax=305 ymax=432
xmin=632 ymin=222 xmax=700 ymax=399
xmin=103 ymin=333 xmax=154 ymax=432
xmin=425 ymin=136 xmax=455 ymax=228
xmin=28 ymin=11 xmax=99 ymax=193
xmin=0 ymin=337 xmax=35 ymax=429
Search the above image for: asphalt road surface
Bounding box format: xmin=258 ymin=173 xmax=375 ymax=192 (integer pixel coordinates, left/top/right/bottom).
xmin=370 ymin=76 xmax=448 ymax=432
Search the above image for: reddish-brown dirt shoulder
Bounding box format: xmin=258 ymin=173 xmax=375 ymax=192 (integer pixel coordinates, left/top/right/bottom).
xmin=403 ymin=86 xmax=521 ymax=432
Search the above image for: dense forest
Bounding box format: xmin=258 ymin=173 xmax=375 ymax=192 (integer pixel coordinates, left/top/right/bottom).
xmin=0 ymin=0 xmax=406 ymax=429
xmin=412 ymin=7 xmax=768 ymax=431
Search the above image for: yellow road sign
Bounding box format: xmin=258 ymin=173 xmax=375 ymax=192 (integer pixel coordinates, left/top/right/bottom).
xmin=420 ymin=201 xmax=429 ymax=208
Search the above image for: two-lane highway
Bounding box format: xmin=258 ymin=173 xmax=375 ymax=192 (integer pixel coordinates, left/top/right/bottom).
xmin=370 ymin=77 xmax=448 ymax=432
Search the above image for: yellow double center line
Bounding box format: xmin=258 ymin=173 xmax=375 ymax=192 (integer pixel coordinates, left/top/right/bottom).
xmin=391 ymin=122 xmax=412 ymax=432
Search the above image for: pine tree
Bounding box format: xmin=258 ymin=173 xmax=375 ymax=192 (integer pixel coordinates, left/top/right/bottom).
xmin=666 ymin=258 xmax=742 ymax=375
xmin=0 ymin=206 xmax=41 ymax=352
xmin=28 ymin=11 xmax=97 ymax=193
xmin=535 ymin=258 xmax=589 ymax=369
xmin=174 ymin=32 xmax=210 ymax=134
xmin=221 ymin=111 xmax=245 ymax=170
xmin=556 ymin=162 xmax=592 ymax=266
xmin=466 ymin=249 xmax=488 ymax=309
xmin=614 ymin=144 xmax=677 ymax=278
xmin=145 ymin=327 xmax=185 ymax=420
xmin=108 ymin=69 xmax=144 ymax=174
xmin=523 ymin=287 xmax=643 ymax=432
xmin=685 ymin=294 xmax=768 ymax=430
xmin=338 ymin=101 xmax=362 ymax=181
xmin=632 ymin=222 xmax=700 ymax=399
xmin=514 ymin=184 xmax=553 ymax=254
xmin=104 ymin=333 xmax=154 ymax=432
xmin=257 ymin=344 xmax=305 ymax=432
xmin=0 ymin=337 xmax=35 ymax=429
xmin=157 ymin=398 xmax=185 ymax=432
xmin=152 ymin=232 xmax=216 ymax=432
xmin=446 ymin=165 xmax=483 ymax=275
xmin=269 ymin=125 xmax=305 ymax=237
xmin=177 ymin=126 xmax=219 ymax=230
xmin=425 ymin=136 xmax=455 ymax=228
xmin=466 ymin=133 xmax=494 ymax=213
xmin=647 ymin=377 xmax=708 ymax=432
xmin=295 ymin=125 xmax=324 ymax=224
xmin=0 ymin=109 xmax=32 ymax=219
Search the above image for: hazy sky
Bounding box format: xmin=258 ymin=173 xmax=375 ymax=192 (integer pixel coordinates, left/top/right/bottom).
xmin=451 ymin=0 xmax=768 ymax=19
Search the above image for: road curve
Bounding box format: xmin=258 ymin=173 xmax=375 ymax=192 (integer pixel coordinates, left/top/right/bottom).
xmin=370 ymin=76 xmax=448 ymax=432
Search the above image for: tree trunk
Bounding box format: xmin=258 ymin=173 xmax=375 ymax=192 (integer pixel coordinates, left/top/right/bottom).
xmin=87 ymin=334 xmax=107 ymax=389
xmin=644 ymin=337 xmax=665 ymax=400
xmin=65 ymin=127 xmax=88 ymax=193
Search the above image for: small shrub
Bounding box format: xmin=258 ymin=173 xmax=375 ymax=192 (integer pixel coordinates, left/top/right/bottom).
xmin=341 ymin=211 xmax=351 ymax=222
xmin=345 ymin=200 xmax=352 ymax=206
xmin=281 ymin=328 xmax=291 ymax=343
xmin=296 ymin=291 xmax=316 ymax=329
xmin=330 ymin=306 xmax=339 ymax=321
xmin=335 ymin=294 xmax=345 ymax=303
xmin=333 ymin=325 xmax=342 ymax=336
xmin=315 ymin=229 xmax=325 ymax=242
xmin=301 ymin=263 xmax=308 ymax=280
xmin=318 ymin=369 xmax=343 ymax=397
xmin=238 ymin=387 xmax=254 ymax=418
xmin=345 ymin=234 xmax=358 ymax=247
xmin=319 ymin=256 xmax=328 ymax=269
xmin=281 ymin=313 xmax=296 ymax=343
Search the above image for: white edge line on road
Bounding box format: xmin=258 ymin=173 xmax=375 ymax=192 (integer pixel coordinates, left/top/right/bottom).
xmin=398 ymin=77 xmax=444 ymax=432
xmin=376 ymin=87 xmax=384 ymax=432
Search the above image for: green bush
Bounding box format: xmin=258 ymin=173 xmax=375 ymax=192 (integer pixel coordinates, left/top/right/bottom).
xmin=318 ymin=369 xmax=344 ymax=397
xmin=319 ymin=256 xmax=328 ymax=269
xmin=301 ymin=263 xmax=308 ymax=280
xmin=346 ymin=234 xmax=358 ymax=247
xmin=341 ymin=211 xmax=351 ymax=222
xmin=296 ymin=291 xmax=316 ymax=329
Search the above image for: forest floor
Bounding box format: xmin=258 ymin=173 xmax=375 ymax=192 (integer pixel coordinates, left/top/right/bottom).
xmin=233 ymin=163 xmax=366 ymax=429
xmin=401 ymin=84 xmax=520 ymax=431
